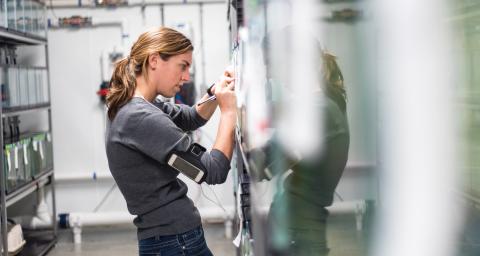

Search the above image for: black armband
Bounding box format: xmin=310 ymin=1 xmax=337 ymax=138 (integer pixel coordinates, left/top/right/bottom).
xmin=167 ymin=143 xmax=208 ymax=184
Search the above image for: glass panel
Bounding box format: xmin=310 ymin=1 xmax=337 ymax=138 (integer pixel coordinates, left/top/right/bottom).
xmin=230 ymin=1 xmax=376 ymax=255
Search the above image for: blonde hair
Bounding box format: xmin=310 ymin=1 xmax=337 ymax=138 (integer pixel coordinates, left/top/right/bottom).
xmin=321 ymin=51 xmax=346 ymax=100
xmin=106 ymin=27 xmax=193 ymax=120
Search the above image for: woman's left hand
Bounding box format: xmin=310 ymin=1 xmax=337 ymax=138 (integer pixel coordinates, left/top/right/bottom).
xmin=210 ymin=66 xmax=235 ymax=95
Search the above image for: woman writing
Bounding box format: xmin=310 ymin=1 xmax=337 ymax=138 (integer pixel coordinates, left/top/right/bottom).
xmin=105 ymin=27 xmax=236 ymax=256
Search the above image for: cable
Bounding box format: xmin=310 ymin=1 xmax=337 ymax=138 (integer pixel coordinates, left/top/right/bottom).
xmin=93 ymin=183 xmax=117 ymax=212
xmin=49 ymin=0 xmax=59 ymax=20
xmin=200 ymin=184 xmax=228 ymax=216
xmin=334 ymin=191 xmax=344 ymax=202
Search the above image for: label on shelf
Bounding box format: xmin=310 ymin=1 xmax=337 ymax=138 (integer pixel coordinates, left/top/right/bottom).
xmin=39 ymin=140 xmax=44 ymax=160
xmin=6 ymin=146 xmax=11 ymax=173
xmin=14 ymin=144 xmax=18 ymax=169
xmin=32 ymin=140 xmax=37 ymax=151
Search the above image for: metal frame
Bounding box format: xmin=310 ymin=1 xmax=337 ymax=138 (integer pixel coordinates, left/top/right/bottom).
xmin=5 ymin=169 xmax=52 ymax=208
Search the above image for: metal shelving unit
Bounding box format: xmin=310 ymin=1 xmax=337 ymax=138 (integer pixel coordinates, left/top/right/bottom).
xmin=0 ymin=1 xmax=56 ymax=255
xmin=5 ymin=169 xmax=52 ymax=208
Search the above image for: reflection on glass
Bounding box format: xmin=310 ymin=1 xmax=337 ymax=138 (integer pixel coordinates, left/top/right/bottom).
xmin=231 ymin=1 xmax=376 ymax=256
xmin=453 ymin=1 xmax=480 ymax=255
xmin=229 ymin=0 xmax=480 ymax=255
xmin=266 ymin=40 xmax=349 ymax=256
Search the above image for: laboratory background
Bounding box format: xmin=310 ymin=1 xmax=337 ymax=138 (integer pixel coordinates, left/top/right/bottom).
xmin=0 ymin=0 xmax=476 ymax=256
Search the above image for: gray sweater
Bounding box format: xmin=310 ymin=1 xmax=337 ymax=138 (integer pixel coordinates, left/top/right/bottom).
xmin=106 ymin=97 xmax=231 ymax=240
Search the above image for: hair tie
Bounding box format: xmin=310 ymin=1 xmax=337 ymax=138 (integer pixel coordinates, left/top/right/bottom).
xmin=125 ymin=56 xmax=133 ymax=75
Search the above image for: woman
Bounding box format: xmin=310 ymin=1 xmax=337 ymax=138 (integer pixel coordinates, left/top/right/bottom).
xmin=265 ymin=44 xmax=349 ymax=255
xmin=105 ymin=27 xmax=236 ymax=256
xmin=281 ymin=51 xmax=349 ymax=256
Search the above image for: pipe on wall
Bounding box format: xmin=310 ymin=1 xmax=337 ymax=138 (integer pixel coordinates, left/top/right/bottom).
xmin=59 ymin=206 xmax=235 ymax=244
xmin=12 ymin=187 xmax=52 ymax=229
xmin=55 ymin=172 xmax=113 ymax=183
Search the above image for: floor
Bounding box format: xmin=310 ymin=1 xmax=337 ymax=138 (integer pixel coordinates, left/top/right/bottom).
xmin=327 ymin=214 xmax=370 ymax=256
xmin=47 ymin=214 xmax=368 ymax=256
xmin=47 ymin=223 xmax=234 ymax=256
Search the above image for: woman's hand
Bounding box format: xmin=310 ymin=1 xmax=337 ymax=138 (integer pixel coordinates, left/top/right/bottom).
xmin=215 ymin=77 xmax=236 ymax=115
xmin=224 ymin=65 xmax=234 ymax=79
xmin=212 ymin=75 xmax=237 ymax=161
xmin=210 ymin=66 xmax=235 ymax=95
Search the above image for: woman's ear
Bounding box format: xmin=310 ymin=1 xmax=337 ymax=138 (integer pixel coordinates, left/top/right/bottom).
xmin=148 ymin=53 xmax=159 ymax=70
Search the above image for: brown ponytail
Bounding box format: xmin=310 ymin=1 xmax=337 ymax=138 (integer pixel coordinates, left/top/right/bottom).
xmin=321 ymin=51 xmax=346 ymax=100
xmin=106 ymin=57 xmax=136 ymax=120
xmin=106 ymin=27 xmax=194 ymax=121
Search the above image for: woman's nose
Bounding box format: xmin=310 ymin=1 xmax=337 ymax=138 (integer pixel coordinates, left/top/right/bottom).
xmin=182 ymin=71 xmax=190 ymax=81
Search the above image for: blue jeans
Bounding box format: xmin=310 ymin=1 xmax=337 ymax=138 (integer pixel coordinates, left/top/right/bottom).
xmin=138 ymin=226 xmax=214 ymax=256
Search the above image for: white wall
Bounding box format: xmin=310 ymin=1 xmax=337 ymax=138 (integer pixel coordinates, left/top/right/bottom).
xmin=45 ymin=1 xmax=377 ymax=219
xmin=45 ymin=2 xmax=232 ymax=215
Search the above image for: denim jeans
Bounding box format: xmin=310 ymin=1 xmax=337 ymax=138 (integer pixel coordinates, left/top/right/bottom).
xmin=138 ymin=226 xmax=214 ymax=256
xmin=289 ymin=226 xmax=330 ymax=256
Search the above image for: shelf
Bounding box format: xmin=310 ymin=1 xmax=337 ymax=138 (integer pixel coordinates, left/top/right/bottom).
xmin=18 ymin=230 xmax=56 ymax=256
xmin=0 ymin=65 xmax=47 ymax=70
xmin=2 ymin=103 xmax=50 ymax=117
xmin=5 ymin=168 xmax=53 ymax=207
xmin=0 ymin=27 xmax=46 ymax=46
xmin=3 ymin=131 xmax=49 ymax=145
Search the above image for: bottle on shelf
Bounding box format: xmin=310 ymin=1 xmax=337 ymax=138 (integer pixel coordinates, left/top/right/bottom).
xmin=3 ymin=132 xmax=53 ymax=193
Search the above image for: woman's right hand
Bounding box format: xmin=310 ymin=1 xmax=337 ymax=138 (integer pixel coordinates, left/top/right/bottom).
xmin=215 ymin=77 xmax=237 ymax=115
xmin=212 ymin=76 xmax=237 ymax=161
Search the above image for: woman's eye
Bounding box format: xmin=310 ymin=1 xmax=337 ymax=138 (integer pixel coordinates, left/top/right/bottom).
xmin=181 ymin=65 xmax=187 ymax=71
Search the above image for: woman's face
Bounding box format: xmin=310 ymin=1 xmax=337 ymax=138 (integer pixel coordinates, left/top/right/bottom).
xmin=151 ymin=51 xmax=192 ymax=98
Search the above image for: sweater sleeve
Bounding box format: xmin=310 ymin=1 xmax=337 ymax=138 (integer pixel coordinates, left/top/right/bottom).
xmin=125 ymin=111 xmax=192 ymax=164
xmin=200 ymin=149 xmax=231 ymax=185
xmin=126 ymin=111 xmax=231 ymax=184
xmin=153 ymin=99 xmax=207 ymax=131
